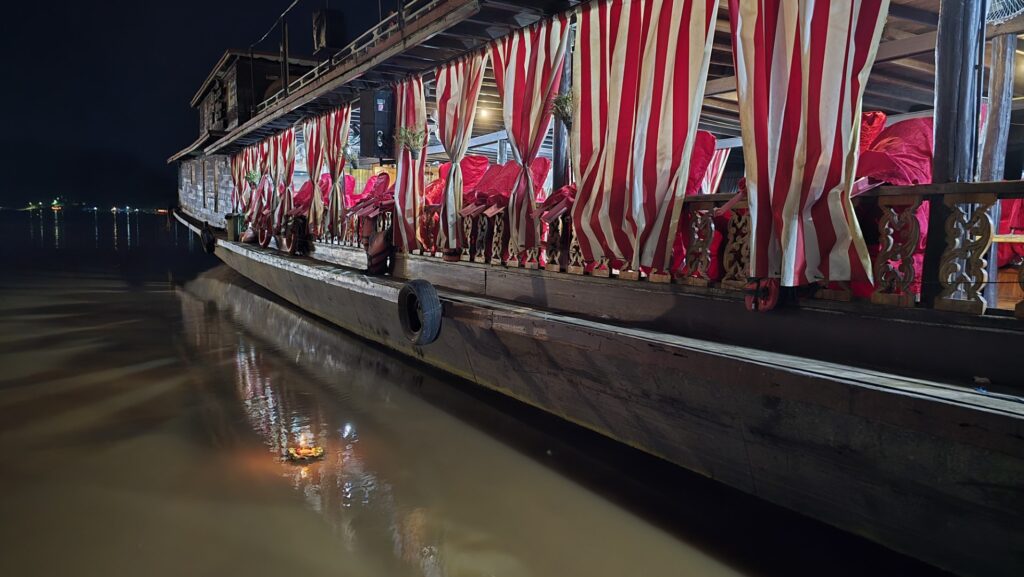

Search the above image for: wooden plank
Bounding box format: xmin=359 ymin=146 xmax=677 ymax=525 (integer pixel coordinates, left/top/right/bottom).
xmin=875 ymin=180 xmax=1024 ymax=198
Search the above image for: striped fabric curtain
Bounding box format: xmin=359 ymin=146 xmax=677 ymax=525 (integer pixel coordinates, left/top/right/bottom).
xmin=491 ymin=14 xmax=570 ymax=254
xmin=701 ymin=148 xmax=731 ymax=195
xmin=394 ymin=76 xmax=428 ymax=252
xmin=267 ymin=136 xmax=283 ymax=227
xmin=279 ymin=128 xmax=297 ymax=223
xmin=729 ymin=0 xmax=889 ymax=286
xmin=323 ymin=106 xmax=352 ymax=241
xmin=435 ymin=53 xmax=488 ymax=254
xmin=230 ymin=152 xmax=245 ymax=214
xmin=303 ymin=117 xmax=326 ymax=235
xmin=571 ymin=0 xmax=719 ymax=274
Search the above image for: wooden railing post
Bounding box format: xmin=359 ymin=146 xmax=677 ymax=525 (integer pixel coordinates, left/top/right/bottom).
xmin=721 ymin=201 xmax=750 ymax=290
xmin=545 ymin=216 xmax=563 ymax=272
xmin=678 ymin=205 xmax=715 ymax=287
xmin=567 ymin=223 xmax=585 ymax=275
xmin=934 ymin=193 xmax=997 ymax=314
xmin=461 ymin=216 xmax=475 ymax=262
xmin=872 ymin=196 xmax=923 ymax=307
xmin=922 ymin=0 xmax=987 ymax=306
xmin=490 ymin=215 xmax=506 ymax=266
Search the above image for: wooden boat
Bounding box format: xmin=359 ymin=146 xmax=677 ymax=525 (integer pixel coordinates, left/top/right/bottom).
xmin=170 ymin=2 xmax=1024 ymax=575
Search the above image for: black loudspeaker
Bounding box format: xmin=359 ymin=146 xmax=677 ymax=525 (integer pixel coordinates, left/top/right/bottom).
xmin=359 ymin=89 xmax=395 ymax=159
xmin=313 ymin=9 xmax=347 ymax=55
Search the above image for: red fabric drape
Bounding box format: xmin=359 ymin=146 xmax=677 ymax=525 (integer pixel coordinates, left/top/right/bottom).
xmin=571 ymin=0 xmax=719 ymax=274
xmin=230 ymin=152 xmax=244 ymax=214
xmin=729 ymin=0 xmax=889 ymax=286
xmin=394 ymin=77 xmax=427 ymax=252
xmin=854 ymin=116 xmax=934 ymax=297
xmin=491 ymin=14 xmax=570 ymax=254
xmin=323 ymin=106 xmax=352 ymax=240
xmin=303 ymin=117 xmax=326 ymax=234
xmin=436 ymin=53 xmax=488 ymax=252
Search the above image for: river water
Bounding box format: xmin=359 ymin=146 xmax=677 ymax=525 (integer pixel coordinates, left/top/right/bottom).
xmin=0 ymin=210 xmax=949 ymax=577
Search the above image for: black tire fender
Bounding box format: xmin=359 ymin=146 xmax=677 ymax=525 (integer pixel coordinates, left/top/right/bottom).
xmin=200 ymin=224 xmax=216 ymax=254
xmin=397 ymin=279 xmax=442 ymax=345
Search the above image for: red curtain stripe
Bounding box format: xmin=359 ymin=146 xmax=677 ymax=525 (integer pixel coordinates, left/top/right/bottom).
xmin=323 ymin=106 xmax=353 ymax=241
xmin=393 ymin=76 xmax=428 ymax=252
xmin=729 ymin=0 xmax=889 ymax=286
xmin=435 ymin=53 xmax=488 ymax=252
xmin=570 ymin=0 xmax=719 ymax=274
xmin=490 ymin=14 xmax=570 ymax=253
xmin=303 ymin=117 xmax=326 ymax=235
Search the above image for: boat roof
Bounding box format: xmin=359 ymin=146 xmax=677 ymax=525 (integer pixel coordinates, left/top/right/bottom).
xmin=190 ymin=49 xmax=320 ymax=108
xmin=187 ymin=0 xmax=1024 ymax=158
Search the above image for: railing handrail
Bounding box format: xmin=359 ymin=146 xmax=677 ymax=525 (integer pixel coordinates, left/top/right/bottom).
xmin=254 ymin=0 xmax=449 ymax=115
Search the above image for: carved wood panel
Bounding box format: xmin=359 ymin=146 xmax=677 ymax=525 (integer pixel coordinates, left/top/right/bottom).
xmin=721 ymin=209 xmax=750 ymax=289
xmin=935 ymin=194 xmax=997 ymax=315
xmin=872 ymin=196 xmax=922 ymax=307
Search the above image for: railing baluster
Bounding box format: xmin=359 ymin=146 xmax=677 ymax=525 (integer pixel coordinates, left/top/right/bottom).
xmin=934 ymin=193 xmax=997 ymax=315
xmin=507 ymin=236 xmax=520 ymax=268
xmin=720 ymin=203 xmax=749 ymax=290
xmin=545 ymin=216 xmax=563 ymax=272
xmin=478 ymin=216 xmax=490 ymax=263
xmin=677 ymin=206 xmax=715 ymax=287
xmin=490 ymin=216 xmax=505 ymax=266
xmin=567 ymin=223 xmax=585 ymax=275
xmin=871 ymin=195 xmax=922 ymax=307
xmin=461 ymin=216 xmax=474 ymax=262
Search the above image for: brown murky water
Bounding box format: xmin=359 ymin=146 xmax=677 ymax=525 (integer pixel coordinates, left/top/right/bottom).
xmin=0 ymin=211 xmax=949 ymax=577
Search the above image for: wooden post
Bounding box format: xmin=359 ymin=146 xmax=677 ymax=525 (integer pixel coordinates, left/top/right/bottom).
xmin=552 ymin=42 xmax=572 ymax=191
xmin=281 ymin=21 xmax=291 ymax=96
xmin=980 ymin=33 xmax=1015 ymax=306
xmin=921 ymin=0 xmax=987 ymax=306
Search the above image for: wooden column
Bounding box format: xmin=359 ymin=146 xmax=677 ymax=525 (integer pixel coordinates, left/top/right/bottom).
xmin=281 ymin=21 xmax=291 ymax=96
xmin=980 ymin=33 xmax=1016 ymax=306
xmin=921 ymin=0 xmax=987 ymax=306
xmin=552 ymin=42 xmax=572 ymax=191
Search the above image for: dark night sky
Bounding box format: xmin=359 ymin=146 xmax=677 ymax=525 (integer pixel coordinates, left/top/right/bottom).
xmin=0 ymin=1 xmax=394 ymax=208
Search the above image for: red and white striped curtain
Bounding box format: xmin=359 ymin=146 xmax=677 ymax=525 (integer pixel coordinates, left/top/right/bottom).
xmin=701 ymin=148 xmax=730 ymax=195
xmin=393 ymin=76 xmax=428 ymax=252
xmin=231 ymin=152 xmax=246 ymax=214
xmin=491 ymin=14 xmax=570 ymax=253
xmin=251 ymin=139 xmax=273 ymax=223
xmin=571 ymin=0 xmax=719 ymax=274
xmin=729 ymin=0 xmax=888 ymax=286
xmin=435 ymin=53 xmax=488 ymax=253
xmin=323 ymin=106 xmax=352 ymax=240
xmin=278 ymin=129 xmax=296 ymax=226
xmin=303 ymin=117 xmax=326 ymax=234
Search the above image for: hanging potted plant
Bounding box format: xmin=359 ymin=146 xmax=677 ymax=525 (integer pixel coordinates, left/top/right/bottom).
xmin=395 ymin=127 xmax=426 ymax=160
xmin=245 ymin=169 xmax=260 ymax=187
xmin=552 ymin=92 xmax=574 ymax=131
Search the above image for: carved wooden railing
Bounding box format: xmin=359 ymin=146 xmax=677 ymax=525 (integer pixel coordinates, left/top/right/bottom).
xmin=369 ymin=181 xmax=1024 ymax=320
xmin=869 ymin=181 xmax=1022 ymax=317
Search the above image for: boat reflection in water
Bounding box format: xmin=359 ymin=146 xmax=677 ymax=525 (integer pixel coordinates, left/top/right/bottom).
xmin=178 ymin=268 xmax=948 ymax=577
xmin=181 ymin=270 xmax=720 ymax=577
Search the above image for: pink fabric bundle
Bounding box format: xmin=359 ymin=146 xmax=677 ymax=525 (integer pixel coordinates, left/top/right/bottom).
xmin=852 ymin=115 xmax=935 ymax=297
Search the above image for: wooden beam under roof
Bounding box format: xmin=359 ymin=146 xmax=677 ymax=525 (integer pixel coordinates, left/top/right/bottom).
xmin=708 ymin=10 xmax=1024 ymax=97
